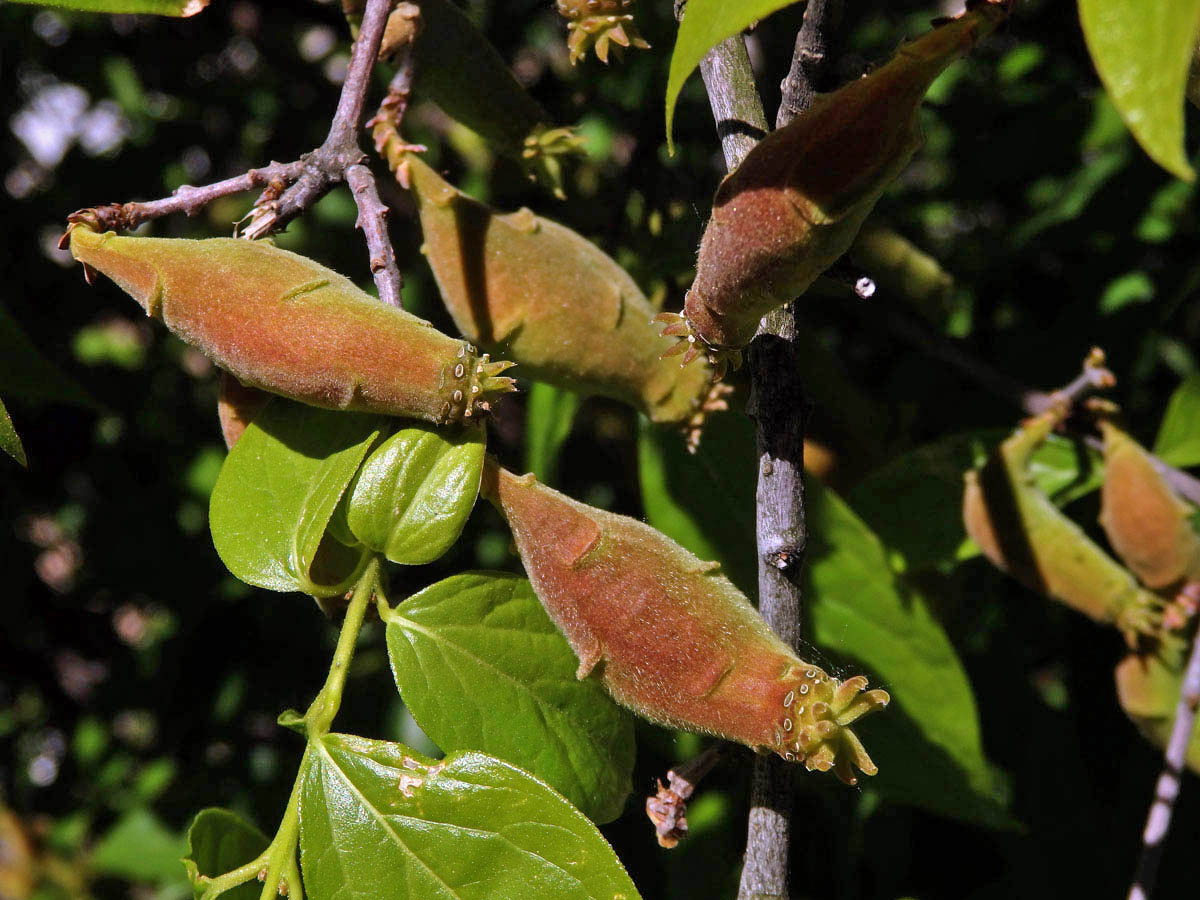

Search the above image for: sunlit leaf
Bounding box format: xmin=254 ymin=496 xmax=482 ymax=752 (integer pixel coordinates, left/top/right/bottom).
xmin=1154 ymin=373 xmax=1200 ymax=467
xmin=298 ymin=734 xmax=640 ymax=900
xmin=384 ymin=572 xmax=635 ymax=823
xmin=665 ymin=0 xmax=803 ymax=151
xmin=209 ymin=400 xmax=380 ymax=597
xmin=344 ymin=422 xmax=485 ymax=566
xmin=1078 ymin=0 xmax=1200 ymax=180
xmin=6 ymin=0 xmax=207 ymax=15
xmin=183 ymin=808 xmax=269 ymax=900
xmin=0 ymin=398 xmax=26 ymax=468
xmin=525 ymin=382 xmax=580 ymax=486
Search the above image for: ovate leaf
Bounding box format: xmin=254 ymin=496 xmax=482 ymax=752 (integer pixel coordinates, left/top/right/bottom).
xmin=1154 ymin=373 xmax=1200 ymax=467
xmin=525 ymin=382 xmax=580 ymax=486
xmin=183 ymin=808 xmax=269 ymax=900
xmin=383 ymin=573 xmax=635 ymax=823
xmin=91 ymin=808 xmax=188 ymax=885
xmin=6 ymin=0 xmax=207 ymax=14
xmin=665 ymin=0 xmax=802 ymax=151
xmin=344 ymin=422 xmax=485 ymax=565
xmin=1078 ymin=0 xmax=1200 ymax=180
xmin=0 ymin=398 xmax=26 ymax=467
xmin=209 ymin=400 xmax=381 ymax=596
xmin=298 ymin=734 xmax=640 ymax=900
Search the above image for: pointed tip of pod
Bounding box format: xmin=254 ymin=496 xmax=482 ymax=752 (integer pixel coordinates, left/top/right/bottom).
xmin=769 ymin=666 xmax=889 ymax=784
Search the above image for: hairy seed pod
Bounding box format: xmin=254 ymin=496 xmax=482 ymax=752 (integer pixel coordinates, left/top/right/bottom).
xmin=69 ymin=226 xmax=515 ymax=425
xmin=660 ymin=1 xmax=1009 ymax=360
xmin=963 ymin=407 xmax=1166 ymax=647
xmin=556 ymin=0 xmax=650 ymax=65
xmin=1115 ymin=632 xmax=1200 ymax=773
xmin=405 ymin=0 xmax=586 ymax=197
xmin=1099 ymin=421 xmax=1200 ymax=591
xmin=403 ymin=153 xmax=729 ymax=444
xmin=481 ymin=458 xmax=889 ymax=782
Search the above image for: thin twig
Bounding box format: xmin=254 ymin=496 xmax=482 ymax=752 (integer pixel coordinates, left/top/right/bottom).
xmin=777 ymin=0 xmax=841 ymax=125
xmin=645 ymin=746 xmax=723 ymax=848
xmin=345 ymin=164 xmax=404 ymax=307
xmin=1127 ymin=609 xmax=1200 ymax=900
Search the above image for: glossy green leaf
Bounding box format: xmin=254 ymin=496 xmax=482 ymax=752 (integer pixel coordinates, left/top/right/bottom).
xmin=344 ymin=422 xmax=485 ymax=566
xmin=209 ymin=400 xmax=381 ymax=597
xmin=639 ymin=417 xmax=1011 ymax=827
xmin=806 ymin=483 xmax=1012 ymax=829
xmin=91 ymin=808 xmax=188 ymax=885
xmin=298 ymin=734 xmax=640 ymax=900
xmin=183 ymin=808 xmax=269 ymax=900
xmin=0 ymin=304 xmax=94 ymax=410
xmin=6 ymin=0 xmax=208 ymax=14
xmin=665 ymin=0 xmax=802 ymax=151
xmin=1078 ymin=0 xmax=1200 ymax=180
xmin=383 ymin=573 xmax=635 ymax=823
xmin=0 ymin=398 xmax=26 ymax=467
xmin=525 ymin=382 xmax=580 ymax=486
xmin=1154 ymin=373 xmax=1200 ymax=467
xmin=850 ymin=429 xmax=1104 ymax=573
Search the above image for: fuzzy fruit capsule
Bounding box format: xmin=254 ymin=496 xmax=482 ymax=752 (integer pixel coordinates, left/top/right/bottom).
xmin=481 ymin=457 xmax=889 ymax=783
xmin=403 ymin=153 xmax=728 ymax=442
xmin=663 ymin=1 xmax=1009 ymax=358
xmin=69 ymin=226 xmax=515 ymax=425
xmin=1099 ymin=421 xmax=1200 ymax=591
xmin=962 ymin=407 xmax=1165 ymax=646
xmin=1115 ymin=631 xmax=1200 ymax=774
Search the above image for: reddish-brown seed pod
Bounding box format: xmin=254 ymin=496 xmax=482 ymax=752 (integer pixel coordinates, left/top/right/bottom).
xmin=1099 ymin=421 xmax=1200 ymax=591
xmin=962 ymin=408 xmax=1166 ymax=647
xmin=481 ymin=457 xmax=889 ymax=783
xmin=402 ymin=153 xmax=728 ymax=444
xmin=661 ymin=1 xmax=1009 ymax=360
xmin=555 ymin=0 xmax=650 ymax=65
xmin=68 ymin=225 xmax=516 ymax=426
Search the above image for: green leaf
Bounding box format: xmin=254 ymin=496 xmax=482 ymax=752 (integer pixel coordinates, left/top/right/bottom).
xmin=344 ymin=422 xmax=485 ymax=566
xmin=1078 ymin=0 xmax=1200 ymax=180
xmin=5 ymin=0 xmax=208 ymax=15
xmin=805 ymin=483 xmax=1013 ymax=829
xmin=209 ymin=400 xmax=381 ymax=597
xmin=1154 ymin=373 xmax=1200 ymax=467
xmin=383 ymin=573 xmax=635 ymax=824
xmin=524 ymin=382 xmax=580 ymax=486
xmin=640 ymin=417 xmax=1011 ymax=827
xmin=0 ymin=397 xmax=27 ymax=468
xmin=665 ymin=0 xmax=801 ymax=151
xmin=91 ymin=808 xmax=188 ymax=885
xmin=298 ymin=734 xmax=640 ymax=900
xmin=0 ymin=304 xmax=94 ymax=410
xmin=849 ymin=429 xmax=1104 ymax=573
xmin=182 ymin=809 xmax=269 ymax=900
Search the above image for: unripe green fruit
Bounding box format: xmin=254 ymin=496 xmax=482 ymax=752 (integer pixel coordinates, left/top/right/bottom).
xmin=482 ymin=458 xmax=888 ymax=783
xmin=663 ymin=1 xmax=1009 ymax=360
xmin=69 ymin=226 xmax=515 ymax=426
xmin=402 ymin=153 xmax=729 ymax=444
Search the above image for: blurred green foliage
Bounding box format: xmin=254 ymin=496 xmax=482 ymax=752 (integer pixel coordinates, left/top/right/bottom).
xmin=3 ymin=1 xmax=1200 ymax=898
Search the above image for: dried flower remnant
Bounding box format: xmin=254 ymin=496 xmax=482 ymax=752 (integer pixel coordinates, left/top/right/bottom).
xmin=67 ymin=223 xmax=515 ymax=426
xmin=1100 ymin=421 xmax=1200 ymax=593
xmin=963 ymin=405 xmax=1167 ymax=647
xmin=659 ymin=0 xmax=1010 ymax=366
xmin=556 ymin=0 xmax=650 ymax=65
xmin=482 ymin=458 xmax=888 ymax=782
xmin=400 ymin=152 xmax=730 ymax=445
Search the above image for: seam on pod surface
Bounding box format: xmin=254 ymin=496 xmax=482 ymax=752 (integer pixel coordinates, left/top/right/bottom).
xmin=659 ymin=0 xmax=1011 ymax=365
xmin=67 ymin=223 xmax=516 ymax=426
xmin=480 ymin=455 xmax=889 ymax=783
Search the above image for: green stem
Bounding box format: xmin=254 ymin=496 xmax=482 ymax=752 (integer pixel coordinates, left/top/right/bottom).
xmin=255 ymin=745 xmax=309 ymax=900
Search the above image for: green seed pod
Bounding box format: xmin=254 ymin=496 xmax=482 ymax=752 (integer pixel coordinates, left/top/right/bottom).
xmin=963 ymin=407 xmax=1166 ymax=646
xmin=556 ymin=0 xmax=650 ymax=65
xmin=69 ymin=226 xmax=515 ymax=425
xmin=661 ymin=1 xmax=1009 ymax=360
xmin=1099 ymin=421 xmax=1200 ymax=591
xmin=405 ymin=0 xmax=586 ymax=197
xmin=402 ymin=152 xmax=728 ymax=444
xmin=1115 ymin=630 xmax=1200 ymax=773
xmin=481 ymin=457 xmax=889 ymax=783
